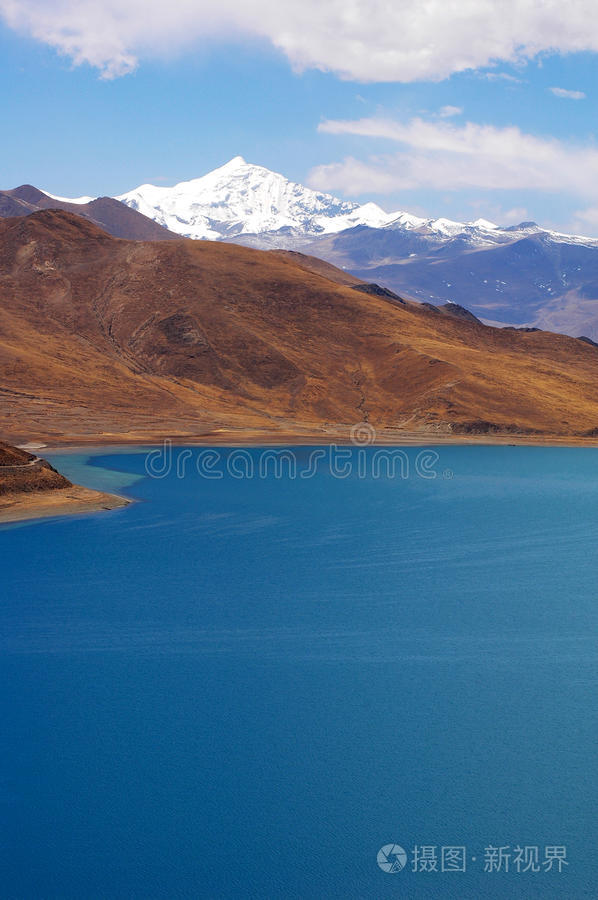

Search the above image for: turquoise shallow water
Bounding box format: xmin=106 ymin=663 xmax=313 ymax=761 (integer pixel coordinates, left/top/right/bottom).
xmin=1 ymin=445 xmax=597 ymax=898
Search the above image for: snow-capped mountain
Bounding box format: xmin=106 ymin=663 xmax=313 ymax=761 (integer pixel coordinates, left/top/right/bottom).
xmin=116 ymin=156 xmax=399 ymax=241
xmin=117 ymin=155 xmax=547 ymax=245
xmin=39 ymin=156 xmax=598 ymax=339
xmin=115 ymin=156 xmax=598 ymax=254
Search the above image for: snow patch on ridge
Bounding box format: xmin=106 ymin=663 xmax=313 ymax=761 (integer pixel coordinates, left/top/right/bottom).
xmin=43 ymin=191 xmax=95 ymax=204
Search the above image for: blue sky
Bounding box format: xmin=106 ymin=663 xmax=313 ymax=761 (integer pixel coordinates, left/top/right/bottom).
xmin=1 ymin=2 xmax=598 ymax=234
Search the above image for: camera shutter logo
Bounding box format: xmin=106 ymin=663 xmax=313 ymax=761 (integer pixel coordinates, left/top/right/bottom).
xmin=377 ymin=844 xmax=407 ymax=873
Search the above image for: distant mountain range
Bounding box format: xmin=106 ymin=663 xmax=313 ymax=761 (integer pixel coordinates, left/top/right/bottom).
xmin=116 ymin=158 xmax=598 ymax=339
xmin=2 ymin=208 xmax=598 ymax=445
xmin=296 ymin=220 xmax=598 ymax=340
xmin=5 ymin=158 xmax=598 ymax=339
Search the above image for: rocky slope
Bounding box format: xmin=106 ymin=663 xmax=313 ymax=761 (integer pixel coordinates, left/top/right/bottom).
xmin=2 ymin=209 xmax=598 ymax=444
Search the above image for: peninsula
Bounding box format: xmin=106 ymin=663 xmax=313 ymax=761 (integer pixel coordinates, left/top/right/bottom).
xmin=0 ymin=441 xmax=129 ymax=524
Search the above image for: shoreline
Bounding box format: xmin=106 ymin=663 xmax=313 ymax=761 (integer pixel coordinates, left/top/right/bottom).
xmin=0 ymin=484 xmax=131 ymax=525
xmin=3 ymin=430 xmax=598 ymax=526
xmin=34 ymin=431 xmax=598 ymax=454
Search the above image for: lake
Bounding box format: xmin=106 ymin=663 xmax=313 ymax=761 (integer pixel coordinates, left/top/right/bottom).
xmin=2 ymin=445 xmax=597 ymax=898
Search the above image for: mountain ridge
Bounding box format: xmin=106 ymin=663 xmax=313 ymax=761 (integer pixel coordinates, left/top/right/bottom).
xmin=2 ymin=208 xmax=598 ymax=446
xmin=0 ymin=184 xmax=179 ymax=241
xmin=11 ymin=158 xmax=598 ymax=339
xmin=114 ymin=159 xmax=598 ymax=339
xmin=114 ymin=156 xmax=598 ymax=247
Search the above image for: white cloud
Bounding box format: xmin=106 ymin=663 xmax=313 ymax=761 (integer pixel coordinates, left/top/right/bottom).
xmin=468 ymin=200 xmax=530 ymax=224
xmin=438 ymin=105 xmax=463 ymax=118
xmin=502 ymin=206 xmax=530 ymax=223
xmin=3 ymin=0 xmax=598 ymax=82
xmin=482 ymin=72 xmax=523 ymax=83
xmin=310 ymin=116 xmax=598 ymax=198
xmin=571 ymin=206 xmax=598 ymax=233
xmin=549 ymin=86 xmax=586 ymax=99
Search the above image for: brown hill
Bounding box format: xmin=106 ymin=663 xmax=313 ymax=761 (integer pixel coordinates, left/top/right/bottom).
xmin=0 ymin=440 xmax=71 ymax=494
xmin=0 ymin=185 xmax=179 ymax=241
xmin=1 ymin=208 xmax=598 ymax=445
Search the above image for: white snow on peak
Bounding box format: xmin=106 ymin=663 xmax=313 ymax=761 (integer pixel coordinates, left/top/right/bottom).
xmin=429 ymin=217 xmax=466 ymax=236
xmin=43 ymin=191 xmax=95 ymax=204
xmin=470 ymin=218 xmax=498 ymax=230
xmin=389 ymin=211 xmax=429 ymax=229
xmin=115 ymin=158 xmax=402 ymax=241
xmin=218 ymin=155 xmax=247 ymax=170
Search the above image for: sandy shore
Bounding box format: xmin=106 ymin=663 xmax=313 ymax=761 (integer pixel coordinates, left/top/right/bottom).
xmin=35 ymin=428 xmax=598 ymax=453
xmin=0 ymin=484 xmax=131 ymax=524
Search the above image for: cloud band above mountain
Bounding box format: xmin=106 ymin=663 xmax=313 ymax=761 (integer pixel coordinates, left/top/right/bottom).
xmin=310 ymin=116 xmax=598 ymax=231
xmin=3 ymin=0 xmax=598 ymax=81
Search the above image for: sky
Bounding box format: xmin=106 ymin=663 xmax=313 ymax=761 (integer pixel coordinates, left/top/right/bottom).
xmin=1 ymin=0 xmax=598 ymax=234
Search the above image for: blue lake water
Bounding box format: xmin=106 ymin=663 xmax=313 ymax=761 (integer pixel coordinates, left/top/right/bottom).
xmin=2 ymin=445 xmax=597 ymax=898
